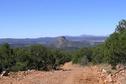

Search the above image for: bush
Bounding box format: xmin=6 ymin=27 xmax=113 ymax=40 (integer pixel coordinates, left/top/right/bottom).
xmin=72 ymin=48 xmax=93 ymax=65
xmin=0 ymin=44 xmax=71 ymax=72
xmin=104 ymin=30 xmax=126 ymax=68
xmin=93 ymin=20 xmax=126 ymax=68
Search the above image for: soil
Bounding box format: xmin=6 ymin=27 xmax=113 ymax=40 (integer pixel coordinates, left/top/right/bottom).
xmin=0 ymin=62 xmax=126 ymax=84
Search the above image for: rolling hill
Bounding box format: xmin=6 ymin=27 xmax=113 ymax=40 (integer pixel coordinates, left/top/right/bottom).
xmin=0 ymin=35 xmax=106 ymax=49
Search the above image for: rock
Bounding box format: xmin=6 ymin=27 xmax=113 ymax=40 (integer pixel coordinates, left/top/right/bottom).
xmin=104 ymin=74 xmax=113 ymax=83
xmin=1 ymin=70 xmax=9 ymax=77
xmin=55 ymin=36 xmax=69 ymax=48
xmin=107 ymin=74 xmax=113 ymax=82
xmin=102 ymin=69 xmax=107 ymax=74
xmin=116 ymin=64 xmax=125 ymax=70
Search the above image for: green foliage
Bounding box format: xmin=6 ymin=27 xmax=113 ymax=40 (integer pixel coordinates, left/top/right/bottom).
xmin=104 ymin=30 xmax=126 ymax=68
xmin=92 ymin=20 xmax=126 ymax=68
xmin=92 ymin=45 xmax=105 ymax=64
xmin=0 ymin=44 xmax=71 ymax=72
xmin=0 ymin=43 xmax=13 ymax=71
xmin=11 ymin=62 xmax=28 ymax=71
xmin=11 ymin=48 xmax=30 ymax=71
xmin=99 ymin=20 xmax=126 ymax=68
xmin=72 ymin=48 xmax=93 ymax=66
xmin=72 ymin=19 xmax=126 ymax=68
xmin=27 ymin=45 xmax=49 ymax=70
xmin=49 ymin=49 xmax=71 ymax=70
xmin=116 ymin=19 xmax=126 ymax=32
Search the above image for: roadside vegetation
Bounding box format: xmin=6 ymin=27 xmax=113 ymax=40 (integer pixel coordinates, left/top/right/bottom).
xmin=0 ymin=44 xmax=71 ymax=72
xmin=0 ymin=19 xmax=126 ymax=73
xmin=73 ymin=19 xmax=126 ymax=69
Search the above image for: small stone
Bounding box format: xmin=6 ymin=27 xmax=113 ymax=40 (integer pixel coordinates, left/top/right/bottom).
xmin=1 ymin=70 xmax=9 ymax=77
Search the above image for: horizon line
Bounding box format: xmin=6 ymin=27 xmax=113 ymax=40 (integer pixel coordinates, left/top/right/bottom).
xmin=0 ymin=34 xmax=108 ymax=39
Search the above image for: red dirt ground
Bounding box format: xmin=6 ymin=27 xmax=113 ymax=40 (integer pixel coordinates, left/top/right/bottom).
xmin=0 ymin=62 xmax=126 ymax=84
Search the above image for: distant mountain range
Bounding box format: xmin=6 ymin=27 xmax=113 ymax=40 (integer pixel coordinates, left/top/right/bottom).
xmin=0 ymin=35 xmax=107 ymax=49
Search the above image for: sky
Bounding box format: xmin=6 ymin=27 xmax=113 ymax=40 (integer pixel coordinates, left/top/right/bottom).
xmin=0 ymin=0 xmax=126 ymax=38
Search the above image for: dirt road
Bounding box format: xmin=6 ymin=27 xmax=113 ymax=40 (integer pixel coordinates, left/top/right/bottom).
xmin=0 ymin=62 xmax=126 ymax=84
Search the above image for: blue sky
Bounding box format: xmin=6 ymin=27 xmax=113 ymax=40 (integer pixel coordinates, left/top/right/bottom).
xmin=0 ymin=0 xmax=126 ymax=38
